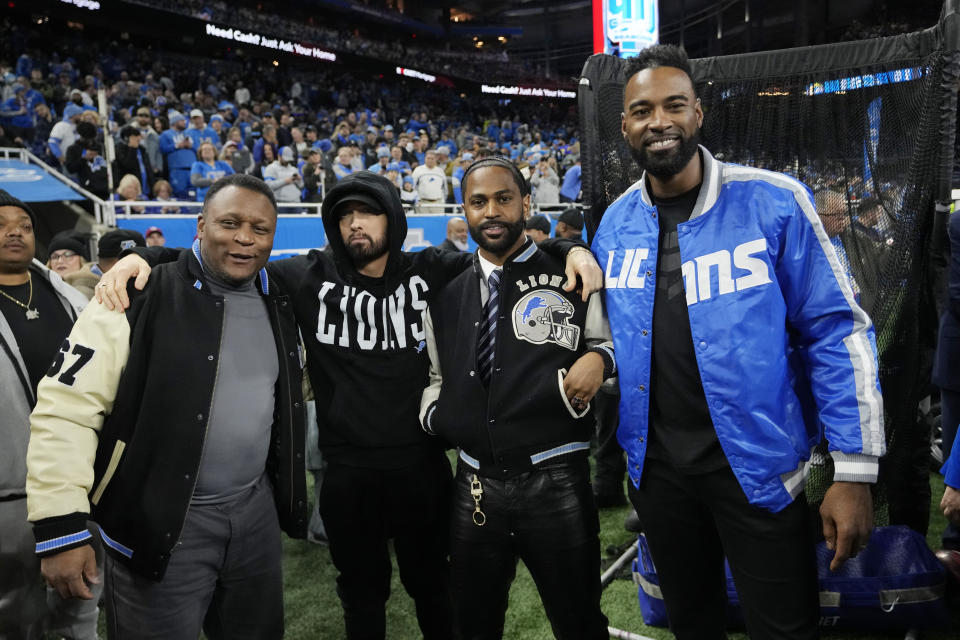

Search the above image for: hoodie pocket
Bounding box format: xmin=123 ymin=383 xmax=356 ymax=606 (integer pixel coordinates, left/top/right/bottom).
xmin=557 ymin=368 xmax=590 ymax=419
xmin=91 ymin=440 xmax=126 ymax=506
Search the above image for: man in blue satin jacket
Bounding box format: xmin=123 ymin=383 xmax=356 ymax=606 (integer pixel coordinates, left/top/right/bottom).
xmin=592 ymin=44 xmax=885 ymax=640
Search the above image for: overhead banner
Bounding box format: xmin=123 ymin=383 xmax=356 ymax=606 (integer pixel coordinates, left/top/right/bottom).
xmin=481 ymin=85 xmax=576 ymax=99
xmin=593 ymin=0 xmax=659 ymax=57
xmin=204 ymin=23 xmax=337 ymax=62
xmin=0 ymin=159 xmax=86 ymax=202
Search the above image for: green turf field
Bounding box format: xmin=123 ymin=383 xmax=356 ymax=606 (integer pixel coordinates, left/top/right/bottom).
xmin=277 ymin=466 xmax=958 ymax=639
xmin=92 ymin=466 xmax=958 ymax=639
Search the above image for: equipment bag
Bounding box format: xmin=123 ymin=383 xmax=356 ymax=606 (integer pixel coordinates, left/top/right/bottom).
xmin=633 ymin=526 xmax=948 ymax=630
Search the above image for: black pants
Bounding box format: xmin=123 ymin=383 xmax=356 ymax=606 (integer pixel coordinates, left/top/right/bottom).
xmin=629 ymin=458 xmax=818 ymax=640
xmin=319 ymin=454 xmax=454 ymax=640
xmin=450 ymin=459 xmax=608 ymax=640
xmin=592 ymin=389 xmax=625 ymax=499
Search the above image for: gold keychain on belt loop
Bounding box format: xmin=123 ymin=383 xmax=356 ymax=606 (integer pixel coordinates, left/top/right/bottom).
xmin=470 ymin=474 xmax=486 ymax=526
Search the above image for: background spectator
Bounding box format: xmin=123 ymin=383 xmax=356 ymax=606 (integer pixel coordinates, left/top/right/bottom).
xmin=531 ymin=158 xmax=560 ymax=205
xmin=191 ymin=141 xmax=234 ymax=202
xmin=113 ymin=173 xmax=145 ymax=214
xmin=145 ymin=226 xmax=165 ymax=246
xmin=158 ymin=111 xmax=194 ymax=198
xmin=46 ymin=233 xmax=86 ymax=278
xmin=263 ymin=146 xmax=302 ymax=203
xmin=114 ymin=125 xmax=154 ymax=197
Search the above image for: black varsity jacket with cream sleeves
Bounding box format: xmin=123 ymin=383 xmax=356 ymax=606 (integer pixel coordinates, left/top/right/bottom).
xmin=419 ymin=238 xmax=614 ymax=476
xmin=27 ymin=249 xmax=307 ymax=581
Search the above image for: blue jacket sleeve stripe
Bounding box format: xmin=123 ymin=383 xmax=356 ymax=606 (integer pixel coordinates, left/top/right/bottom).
xmin=35 ymin=529 xmax=91 ymax=554
xmin=725 ymin=166 xmax=884 ymax=457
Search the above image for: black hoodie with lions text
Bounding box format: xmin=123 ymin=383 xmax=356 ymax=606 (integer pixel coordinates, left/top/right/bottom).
xmin=268 ymin=172 xmax=469 ymax=467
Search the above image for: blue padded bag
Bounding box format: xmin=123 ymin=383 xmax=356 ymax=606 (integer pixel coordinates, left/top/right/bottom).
xmin=636 ymin=526 xmax=948 ymax=630
xmin=632 ymin=533 xmax=669 ymax=627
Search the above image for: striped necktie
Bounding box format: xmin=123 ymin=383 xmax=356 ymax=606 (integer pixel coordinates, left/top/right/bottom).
xmin=477 ymin=269 xmax=502 ymax=385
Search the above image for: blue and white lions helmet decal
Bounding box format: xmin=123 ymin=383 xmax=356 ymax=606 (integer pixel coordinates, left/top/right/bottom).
xmin=512 ymin=289 xmax=580 ymax=350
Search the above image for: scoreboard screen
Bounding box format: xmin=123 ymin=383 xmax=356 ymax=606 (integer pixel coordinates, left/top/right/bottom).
xmin=593 ymin=0 xmax=659 ymax=57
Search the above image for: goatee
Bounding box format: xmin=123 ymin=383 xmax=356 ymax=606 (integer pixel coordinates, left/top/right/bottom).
xmin=469 ymin=217 xmax=526 ymax=257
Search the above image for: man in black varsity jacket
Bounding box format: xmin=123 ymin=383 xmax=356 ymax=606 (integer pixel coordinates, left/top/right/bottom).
xmin=27 ymin=175 xmax=307 ymax=639
xmin=96 ymin=170 xmax=603 ymax=640
xmin=419 ymin=157 xmax=615 ymax=640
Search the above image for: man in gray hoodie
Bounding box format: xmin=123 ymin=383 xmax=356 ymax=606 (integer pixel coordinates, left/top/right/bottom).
xmin=263 ymin=146 xmax=303 ymax=203
xmin=0 ymin=189 xmax=99 ymax=639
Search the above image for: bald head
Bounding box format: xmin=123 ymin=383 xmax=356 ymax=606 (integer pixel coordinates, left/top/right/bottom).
xmin=446 ymin=216 xmax=468 ymax=249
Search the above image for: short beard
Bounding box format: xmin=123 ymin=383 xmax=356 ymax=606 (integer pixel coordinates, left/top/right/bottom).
xmin=345 ymin=233 xmax=389 ymax=269
xmin=629 ymin=128 xmax=701 ymax=180
xmin=469 ymin=217 xmax=526 ymax=258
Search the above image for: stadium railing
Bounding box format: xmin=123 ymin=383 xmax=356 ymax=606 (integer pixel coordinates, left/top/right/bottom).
xmin=112 ymin=202 xmax=587 ymax=219
xmin=0 ymin=146 xmax=112 ymax=224
xmin=0 ymin=146 xmax=587 ymax=225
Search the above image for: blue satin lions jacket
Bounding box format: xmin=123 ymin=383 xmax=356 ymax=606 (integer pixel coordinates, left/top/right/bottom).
xmin=592 ymin=147 xmax=885 ymax=513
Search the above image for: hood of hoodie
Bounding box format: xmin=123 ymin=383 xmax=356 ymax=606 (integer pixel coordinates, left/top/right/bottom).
xmin=320 ymin=171 xmax=407 ymax=284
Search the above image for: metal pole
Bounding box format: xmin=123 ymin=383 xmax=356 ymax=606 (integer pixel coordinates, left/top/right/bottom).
xmin=607 ymin=627 xmax=658 ymax=640
xmin=600 ymin=541 xmax=638 ymax=588
xmin=98 ymin=88 xmax=115 ymax=198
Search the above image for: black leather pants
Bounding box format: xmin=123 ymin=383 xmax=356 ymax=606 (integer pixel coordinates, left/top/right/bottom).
xmin=449 ymin=458 xmax=609 ymax=640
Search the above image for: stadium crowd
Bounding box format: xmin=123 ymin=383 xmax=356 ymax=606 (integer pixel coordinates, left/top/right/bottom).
xmin=0 ymin=19 xmax=582 ymax=212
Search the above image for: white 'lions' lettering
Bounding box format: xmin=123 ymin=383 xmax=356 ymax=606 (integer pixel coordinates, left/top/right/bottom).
xmin=732 ymin=238 xmax=773 ymax=292
xmin=354 ymin=291 xmax=378 ymax=350
xmin=604 ymin=249 xmax=649 ymax=289
xmin=314 ymin=275 xmax=431 ymax=351
xmin=387 ymin=283 xmax=406 ymax=348
xmin=681 ymin=261 xmax=697 ymax=305
xmin=408 ymin=275 xmax=428 ymax=341
xmin=694 ymin=250 xmax=735 ymax=301
xmin=315 ymin=281 xmax=337 ymax=344
xmin=515 ymin=273 xmax=564 ymax=292
xmin=684 ymin=238 xmax=771 ymax=304
xmin=604 ymin=239 xmax=771 ymax=305
xmin=337 ymin=286 xmax=353 ymax=347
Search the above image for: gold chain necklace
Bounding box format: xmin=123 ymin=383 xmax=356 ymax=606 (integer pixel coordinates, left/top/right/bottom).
xmin=0 ymin=274 xmax=39 ymax=320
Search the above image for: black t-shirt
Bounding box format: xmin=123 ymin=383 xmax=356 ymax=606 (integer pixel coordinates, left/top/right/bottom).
xmin=0 ymin=274 xmax=74 ymax=396
xmin=645 ymin=181 xmax=728 ymax=473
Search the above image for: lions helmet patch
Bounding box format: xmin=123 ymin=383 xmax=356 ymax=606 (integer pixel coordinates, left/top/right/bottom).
xmin=511 ymin=289 xmax=580 ymax=351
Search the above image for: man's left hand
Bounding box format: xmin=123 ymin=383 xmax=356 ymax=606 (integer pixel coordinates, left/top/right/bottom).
xmin=562 ymin=351 xmax=604 ymax=411
xmin=940 ymin=485 xmax=960 ymax=526
xmin=563 ymin=248 xmax=603 ymax=301
xmin=820 ymin=481 xmax=873 ymax=571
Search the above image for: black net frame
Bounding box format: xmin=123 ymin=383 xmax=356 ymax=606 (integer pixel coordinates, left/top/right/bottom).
xmin=578 ymin=1 xmax=960 ymax=532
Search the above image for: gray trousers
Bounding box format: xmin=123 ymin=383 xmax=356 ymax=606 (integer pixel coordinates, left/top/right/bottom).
xmin=0 ymin=497 xmax=102 ymax=640
xmin=305 ymin=401 xmax=327 ymax=542
xmin=103 ymin=475 xmax=283 ymax=640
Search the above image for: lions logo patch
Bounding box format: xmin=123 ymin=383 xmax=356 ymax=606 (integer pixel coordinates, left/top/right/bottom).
xmin=512 ymin=289 xmax=580 ymax=351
